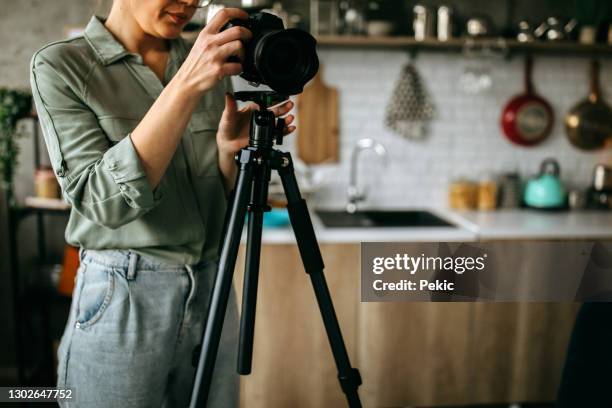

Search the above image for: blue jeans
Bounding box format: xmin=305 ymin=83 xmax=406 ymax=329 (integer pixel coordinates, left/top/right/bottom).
xmin=57 ymin=249 xmax=239 ymax=407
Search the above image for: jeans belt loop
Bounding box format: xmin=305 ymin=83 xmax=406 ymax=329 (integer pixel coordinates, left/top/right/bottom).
xmin=127 ymin=252 xmax=139 ymax=281
xmin=78 ymin=247 xmax=86 ymax=263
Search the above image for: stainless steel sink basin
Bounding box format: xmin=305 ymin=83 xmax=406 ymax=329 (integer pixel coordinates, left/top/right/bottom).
xmin=315 ymin=210 xmax=456 ymax=228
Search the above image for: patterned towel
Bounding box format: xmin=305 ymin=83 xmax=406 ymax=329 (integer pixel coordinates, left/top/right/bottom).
xmin=384 ymin=63 xmax=435 ymax=140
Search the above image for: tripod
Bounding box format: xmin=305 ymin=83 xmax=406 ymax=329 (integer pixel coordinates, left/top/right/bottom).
xmin=189 ymin=91 xmax=362 ymax=407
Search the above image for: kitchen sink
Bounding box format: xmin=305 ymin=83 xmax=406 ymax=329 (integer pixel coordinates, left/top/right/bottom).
xmin=315 ymin=210 xmax=456 ymax=228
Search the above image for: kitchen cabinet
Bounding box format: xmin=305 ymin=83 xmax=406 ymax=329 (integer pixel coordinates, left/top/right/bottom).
xmin=234 ymin=243 xmax=580 ymax=407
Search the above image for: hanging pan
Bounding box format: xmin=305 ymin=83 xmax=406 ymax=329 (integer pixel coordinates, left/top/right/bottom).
xmin=500 ymin=55 xmax=554 ymax=146
xmin=565 ymin=60 xmax=612 ymax=151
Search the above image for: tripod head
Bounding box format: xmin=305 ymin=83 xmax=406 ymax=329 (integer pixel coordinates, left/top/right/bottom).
xmin=234 ymin=91 xmax=289 ymax=149
xmin=234 ymin=91 xmax=288 ymax=109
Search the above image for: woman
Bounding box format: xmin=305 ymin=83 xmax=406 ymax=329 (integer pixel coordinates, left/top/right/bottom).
xmin=30 ymin=0 xmax=295 ymax=406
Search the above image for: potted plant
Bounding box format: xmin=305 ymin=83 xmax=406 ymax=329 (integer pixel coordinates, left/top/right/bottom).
xmin=0 ymin=88 xmax=32 ymax=206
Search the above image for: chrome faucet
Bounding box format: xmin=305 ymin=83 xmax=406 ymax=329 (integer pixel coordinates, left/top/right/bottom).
xmin=347 ymin=138 xmax=387 ymax=213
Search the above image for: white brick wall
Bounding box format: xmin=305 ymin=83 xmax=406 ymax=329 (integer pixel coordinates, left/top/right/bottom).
xmin=286 ymin=50 xmax=612 ymax=209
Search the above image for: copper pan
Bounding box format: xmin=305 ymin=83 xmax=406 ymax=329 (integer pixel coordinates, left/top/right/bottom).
xmin=565 ymin=60 xmax=612 ymax=150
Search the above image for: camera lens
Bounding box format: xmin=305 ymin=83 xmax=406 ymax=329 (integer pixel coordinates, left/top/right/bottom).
xmin=267 ymin=39 xmax=299 ymax=78
xmin=221 ymin=13 xmax=319 ymax=95
xmin=254 ymin=29 xmax=319 ymax=95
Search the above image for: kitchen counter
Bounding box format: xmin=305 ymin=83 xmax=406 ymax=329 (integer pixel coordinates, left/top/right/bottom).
xmin=246 ymin=208 xmax=612 ymax=244
xmin=457 ymin=209 xmax=612 ymax=240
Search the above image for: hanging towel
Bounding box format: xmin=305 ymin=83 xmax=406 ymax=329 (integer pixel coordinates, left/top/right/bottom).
xmin=384 ymin=63 xmax=435 ymax=140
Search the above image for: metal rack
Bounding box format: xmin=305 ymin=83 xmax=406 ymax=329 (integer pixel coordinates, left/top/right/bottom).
xmin=5 ymin=115 xmax=70 ymax=386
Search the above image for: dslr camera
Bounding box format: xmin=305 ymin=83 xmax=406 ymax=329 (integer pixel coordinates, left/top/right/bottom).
xmin=222 ymin=12 xmax=319 ymax=96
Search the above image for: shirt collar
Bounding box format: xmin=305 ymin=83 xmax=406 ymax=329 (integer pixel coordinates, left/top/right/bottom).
xmin=84 ymin=15 xmax=188 ymax=68
xmin=84 ymin=16 xmax=131 ymax=65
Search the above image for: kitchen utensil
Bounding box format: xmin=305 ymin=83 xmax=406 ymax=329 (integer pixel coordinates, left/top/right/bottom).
xmin=437 ymin=6 xmax=453 ymax=41
xmin=367 ymin=20 xmax=394 ymax=36
xmin=500 ymin=56 xmax=553 ymax=146
xmin=593 ymin=164 xmax=612 ymax=191
xmin=499 ymin=172 xmax=522 ymax=208
xmin=340 ymin=0 xmax=365 ymax=35
xmin=579 ymin=26 xmax=597 ymax=44
xmin=384 ymin=63 xmax=435 ymax=140
xmin=544 ymin=17 xmax=566 ymax=41
xmin=296 ymin=69 xmax=339 ymax=164
xmin=588 ymin=190 xmax=612 ymax=209
xmin=466 ymin=16 xmax=491 ymax=37
xmin=459 ymin=41 xmax=494 ymax=94
xmin=413 ymin=4 xmax=434 ymax=41
xmin=524 ymin=158 xmax=567 ymax=209
xmin=565 ymin=60 xmax=612 ymax=150
xmin=310 ymin=0 xmax=340 ymax=35
xmin=534 ymin=17 xmax=577 ymax=41
xmin=516 ymin=20 xmax=534 ymax=42
xmin=568 ymin=189 xmax=587 ymax=210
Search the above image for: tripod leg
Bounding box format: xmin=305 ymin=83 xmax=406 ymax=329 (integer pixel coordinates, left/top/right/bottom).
xmin=238 ymin=164 xmax=270 ymax=374
xmin=278 ymin=153 xmax=363 ymax=408
xmin=190 ymin=150 xmax=255 ymax=408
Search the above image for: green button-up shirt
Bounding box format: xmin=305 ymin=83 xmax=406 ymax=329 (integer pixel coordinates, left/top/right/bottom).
xmin=30 ymin=16 xmax=230 ymax=264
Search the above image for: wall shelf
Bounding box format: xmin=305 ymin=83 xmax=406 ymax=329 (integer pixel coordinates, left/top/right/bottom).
xmin=316 ymin=35 xmax=612 ymax=57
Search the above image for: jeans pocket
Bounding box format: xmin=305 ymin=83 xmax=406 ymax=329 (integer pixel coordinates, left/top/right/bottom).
xmin=74 ymin=262 xmax=115 ymax=330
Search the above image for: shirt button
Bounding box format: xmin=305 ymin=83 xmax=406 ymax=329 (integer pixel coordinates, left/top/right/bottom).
xmin=75 ymin=322 xmax=81 ymax=329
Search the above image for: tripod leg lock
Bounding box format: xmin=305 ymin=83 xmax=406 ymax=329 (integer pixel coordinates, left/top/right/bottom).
xmin=338 ymin=368 xmax=362 ymax=396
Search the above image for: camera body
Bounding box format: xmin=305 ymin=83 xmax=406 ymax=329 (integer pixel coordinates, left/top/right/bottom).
xmin=222 ymin=12 xmax=319 ymax=95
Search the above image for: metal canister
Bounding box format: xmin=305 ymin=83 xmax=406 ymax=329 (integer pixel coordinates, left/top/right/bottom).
xmin=437 ymin=5 xmax=453 ymax=41
xmin=413 ymin=4 xmax=434 ymax=41
xmin=593 ymin=164 xmax=612 ymax=191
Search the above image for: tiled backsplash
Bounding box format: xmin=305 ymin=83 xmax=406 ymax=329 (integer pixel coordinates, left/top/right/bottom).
xmin=288 ymin=50 xmax=612 ymax=209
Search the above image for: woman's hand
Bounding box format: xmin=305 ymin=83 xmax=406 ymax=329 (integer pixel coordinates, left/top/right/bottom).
xmin=216 ymin=94 xmax=296 ymax=190
xmin=216 ymin=94 xmax=296 ymax=155
xmin=174 ymin=8 xmax=252 ymax=96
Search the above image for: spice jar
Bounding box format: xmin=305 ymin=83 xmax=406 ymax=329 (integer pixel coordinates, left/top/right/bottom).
xmin=449 ymin=179 xmax=478 ymax=210
xmin=477 ymin=177 xmax=498 ymax=211
xmin=35 ymin=166 xmax=60 ymax=199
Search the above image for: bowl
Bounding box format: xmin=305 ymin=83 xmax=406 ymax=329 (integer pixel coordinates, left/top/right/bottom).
xmin=367 ymin=20 xmax=394 ymax=37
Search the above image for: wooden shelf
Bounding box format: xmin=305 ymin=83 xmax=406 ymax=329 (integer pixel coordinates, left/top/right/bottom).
xmin=10 ymin=198 xmax=71 ymax=223
xmin=316 ymin=35 xmax=612 ymax=57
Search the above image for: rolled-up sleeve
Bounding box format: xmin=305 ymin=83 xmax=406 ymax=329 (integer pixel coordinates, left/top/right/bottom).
xmin=30 ymin=51 xmax=163 ymax=229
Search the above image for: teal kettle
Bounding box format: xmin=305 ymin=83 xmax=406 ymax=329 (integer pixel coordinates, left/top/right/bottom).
xmin=524 ymin=158 xmax=567 ymax=209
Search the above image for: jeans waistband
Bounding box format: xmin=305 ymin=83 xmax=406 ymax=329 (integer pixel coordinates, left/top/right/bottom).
xmin=79 ymin=249 xmax=214 ymax=273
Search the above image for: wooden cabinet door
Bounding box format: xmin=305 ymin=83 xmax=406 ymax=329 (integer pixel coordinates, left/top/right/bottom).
xmin=234 ymin=243 xmax=579 ymax=407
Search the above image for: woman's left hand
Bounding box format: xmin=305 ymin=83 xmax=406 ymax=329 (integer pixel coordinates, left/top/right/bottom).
xmin=216 ymin=93 xmax=295 ymax=157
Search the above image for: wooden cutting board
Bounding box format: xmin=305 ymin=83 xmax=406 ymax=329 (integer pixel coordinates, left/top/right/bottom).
xmin=296 ymin=69 xmax=339 ymax=164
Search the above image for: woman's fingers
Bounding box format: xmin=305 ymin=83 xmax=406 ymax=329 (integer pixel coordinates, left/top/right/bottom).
xmin=212 ymin=26 xmax=252 ymax=46
xmin=204 ymin=8 xmax=249 ymax=34
xmin=268 ymin=100 xmax=294 ymax=117
xmin=218 ymin=40 xmax=245 ymax=61
xmin=220 ymin=63 xmax=243 ymax=77
xmin=239 ymin=102 xmax=260 ymax=113
xmin=283 ymin=114 xmax=295 ymax=126
xmin=283 ymin=125 xmax=296 ymax=136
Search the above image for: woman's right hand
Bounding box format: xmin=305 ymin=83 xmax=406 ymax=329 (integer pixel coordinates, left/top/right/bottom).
xmin=176 ymin=8 xmax=252 ymax=95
